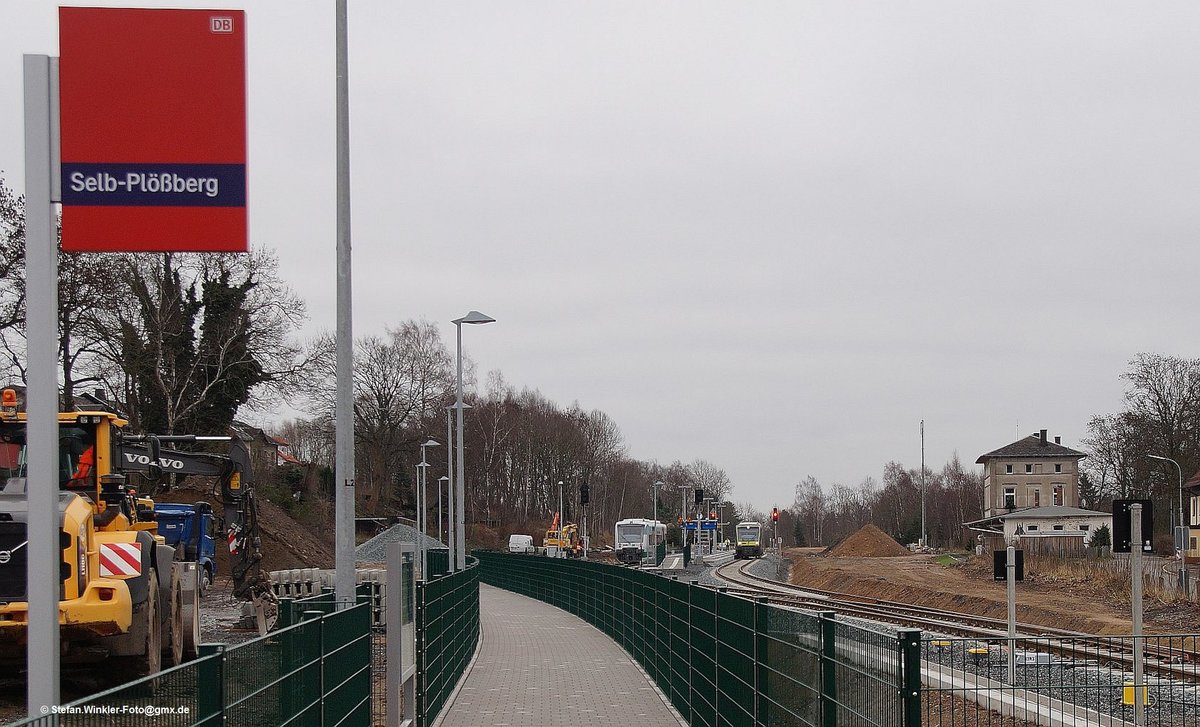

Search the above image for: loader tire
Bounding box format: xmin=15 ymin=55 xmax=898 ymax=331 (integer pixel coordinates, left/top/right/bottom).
xmin=181 ymin=565 xmax=202 ymax=661
xmin=162 ymin=569 xmax=184 ymax=667
xmin=111 ymin=568 xmax=162 ymax=685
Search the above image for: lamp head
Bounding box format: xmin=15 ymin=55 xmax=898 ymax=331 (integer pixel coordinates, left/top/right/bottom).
xmin=423 ymin=439 xmax=441 ymax=447
xmin=453 ymin=310 xmax=496 ymax=325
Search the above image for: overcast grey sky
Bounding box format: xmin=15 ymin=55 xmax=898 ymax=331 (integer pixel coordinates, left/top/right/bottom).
xmin=3 ymin=2 xmax=1198 ymax=512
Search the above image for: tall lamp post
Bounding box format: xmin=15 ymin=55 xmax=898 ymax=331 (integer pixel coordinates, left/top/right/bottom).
xmin=438 ymin=475 xmax=449 ymax=543
xmin=1148 ymin=454 xmax=1186 ymax=582
xmin=653 ymin=480 xmax=662 ymax=548
xmin=454 ymin=310 xmax=496 ymax=570
xmin=418 ymin=439 xmax=439 ymax=578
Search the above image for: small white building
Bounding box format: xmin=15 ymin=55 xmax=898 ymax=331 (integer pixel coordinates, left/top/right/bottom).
xmin=965 ymin=505 xmax=1112 ymax=551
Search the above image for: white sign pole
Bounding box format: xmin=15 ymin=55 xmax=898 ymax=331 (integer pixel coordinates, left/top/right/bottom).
xmin=23 ymin=53 xmax=61 ymax=716
xmin=1006 ymin=544 xmax=1016 ymax=687
xmin=1131 ymin=503 xmax=1145 ymax=725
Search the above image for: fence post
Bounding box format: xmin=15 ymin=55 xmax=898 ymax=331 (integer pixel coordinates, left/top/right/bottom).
xmin=819 ymin=611 xmax=837 ymax=727
xmin=898 ymin=629 xmax=922 ymax=727
xmin=303 ymin=610 xmax=326 ymax=726
xmin=276 ymin=598 xmax=294 ymax=724
xmin=197 ymin=643 xmax=225 ymax=727
xmin=754 ymin=597 xmax=769 ymax=725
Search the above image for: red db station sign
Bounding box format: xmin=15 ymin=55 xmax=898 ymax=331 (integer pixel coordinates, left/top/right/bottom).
xmin=58 ymin=8 xmax=247 ymax=252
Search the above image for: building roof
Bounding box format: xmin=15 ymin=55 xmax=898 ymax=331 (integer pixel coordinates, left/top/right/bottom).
xmin=976 ymin=433 xmax=1087 ymax=464
xmin=964 ymin=504 xmax=1111 ymax=532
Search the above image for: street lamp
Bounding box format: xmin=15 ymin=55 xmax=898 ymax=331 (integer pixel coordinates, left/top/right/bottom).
xmin=444 ymin=404 xmax=468 ymax=572
xmin=453 ymin=310 xmax=496 ymax=570
xmin=1148 ymin=454 xmax=1186 ymax=571
xmin=653 ymin=480 xmax=662 ymax=549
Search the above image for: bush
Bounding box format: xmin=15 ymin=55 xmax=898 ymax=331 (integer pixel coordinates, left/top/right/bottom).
xmin=1088 ymin=524 xmax=1111 ymax=549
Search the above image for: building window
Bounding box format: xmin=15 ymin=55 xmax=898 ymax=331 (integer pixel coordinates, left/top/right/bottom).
xmin=1053 ymin=525 xmax=1064 ymax=531
xmin=1027 ymin=525 xmax=1039 ymax=532
xmin=1006 ymin=464 xmax=1013 ymax=474
xmin=1055 ymin=463 xmax=1062 ymax=473
xmin=1079 ymin=524 xmax=1090 ymax=531
xmin=1026 ymin=464 xmax=1033 ymax=474
xmin=1004 ymin=488 xmax=1016 ymax=509
xmin=1192 ymin=537 xmax=1197 ymax=551
xmin=1033 ymin=489 xmax=1041 ymax=507
xmin=1053 ymin=485 xmax=1063 ymax=506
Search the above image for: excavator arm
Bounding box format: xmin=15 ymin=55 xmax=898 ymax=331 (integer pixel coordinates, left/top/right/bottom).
xmin=117 ymin=435 xmax=278 ymax=631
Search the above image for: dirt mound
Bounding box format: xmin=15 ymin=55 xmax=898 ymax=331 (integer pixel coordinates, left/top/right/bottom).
xmin=825 ymin=524 xmax=909 ymax=557
xmin=159 ymin=483 xmax=334 ymax=573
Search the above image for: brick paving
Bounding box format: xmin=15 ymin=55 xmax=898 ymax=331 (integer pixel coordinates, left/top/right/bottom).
xmin=436 ymin=584 xmax=686 ymax=727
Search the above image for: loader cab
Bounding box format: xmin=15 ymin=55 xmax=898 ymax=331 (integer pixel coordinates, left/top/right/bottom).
xmin=0 ymin=396 xmax=131 ymax=527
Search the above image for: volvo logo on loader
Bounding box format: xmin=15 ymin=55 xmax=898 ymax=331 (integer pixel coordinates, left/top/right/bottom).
xmin=0 ymin=540 xmax=27 ymax=565
xmin=123 ymin=452 xmax=185 ymax=470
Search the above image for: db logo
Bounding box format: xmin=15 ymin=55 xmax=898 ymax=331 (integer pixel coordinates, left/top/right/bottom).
xmin=210 ymin=16 xmax=234 ymax=33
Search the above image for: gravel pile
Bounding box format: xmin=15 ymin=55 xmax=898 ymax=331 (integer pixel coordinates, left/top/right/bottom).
xmin=826 ymin=524 xmax=909 ymax=557
xmin=355 ymin=522 xmax=448 ymax=563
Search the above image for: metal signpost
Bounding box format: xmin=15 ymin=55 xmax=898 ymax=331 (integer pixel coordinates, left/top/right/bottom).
xmin=1006 ymin=545 xmax=1017 ymax=686
xmin=23 ymin=9 xmax=246 ymax=714
xmin=386 ymin=541 xmax=417 ymax=726
xmin=22 ymin=52 xmax=59 ymax=717
xmin=1131 ymin=503 xmax=1145 ymax=725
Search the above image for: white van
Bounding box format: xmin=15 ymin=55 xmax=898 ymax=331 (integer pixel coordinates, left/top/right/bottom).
xmin=508 ymin=534 xmax=535 ymax=554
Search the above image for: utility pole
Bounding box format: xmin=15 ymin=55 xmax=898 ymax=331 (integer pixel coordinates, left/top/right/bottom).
xmin=333 ymin=0 xmax=357 ymax=606
xmin=920 ymin=419 xmax=926 ymax=549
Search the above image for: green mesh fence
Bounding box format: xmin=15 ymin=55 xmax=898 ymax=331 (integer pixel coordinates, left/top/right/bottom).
xmin=415 ymin=557 xmax=479 ymax=727
xmin=474 ymin=551 xmax=920 ymax=727
xmin=4 ymin=596 xmax=374 ymax=727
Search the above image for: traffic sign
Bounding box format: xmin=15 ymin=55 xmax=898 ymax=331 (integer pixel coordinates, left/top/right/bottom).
xmin=59 ymin=8 xmax=247 ymax=252
xmin=684 ymin=521 xmax=698 ymax=531
xmin=700 ymin=521 xmax=717 ymax=530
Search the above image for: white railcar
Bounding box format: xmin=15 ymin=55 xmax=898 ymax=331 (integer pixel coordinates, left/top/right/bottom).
xmin=614 ymin=518 xmax=667 ymax=565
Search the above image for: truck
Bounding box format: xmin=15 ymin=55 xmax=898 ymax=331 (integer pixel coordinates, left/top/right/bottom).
xmin=153 ymin=502 xmax=217 ymax=595
xmin=0 ymin=388 xmax=275 ymax=680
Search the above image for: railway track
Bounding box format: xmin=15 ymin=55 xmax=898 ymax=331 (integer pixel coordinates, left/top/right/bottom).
xmin=712 ymin=558 xmax=1200 ymax=685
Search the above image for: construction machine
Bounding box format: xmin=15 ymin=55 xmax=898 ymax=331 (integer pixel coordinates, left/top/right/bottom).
xmin=0 ymin=388 xmax=276 ymax=681
xmin=542 ymin=513 xmax=582 ymax=558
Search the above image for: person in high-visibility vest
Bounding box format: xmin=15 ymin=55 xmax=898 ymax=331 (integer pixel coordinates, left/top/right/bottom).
xmin=65 ymin=444 xmax=94 ymax=489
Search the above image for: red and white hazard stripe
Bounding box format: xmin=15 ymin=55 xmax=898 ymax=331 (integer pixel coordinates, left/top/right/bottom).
xmin=228 ymin=528 xmax=239 ymax=556
xmin=98 ymin=542 xmax=142 ymax=578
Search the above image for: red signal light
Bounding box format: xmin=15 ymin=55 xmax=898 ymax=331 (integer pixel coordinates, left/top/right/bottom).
xmin=771 ymin=507 xmax=780 ymax=522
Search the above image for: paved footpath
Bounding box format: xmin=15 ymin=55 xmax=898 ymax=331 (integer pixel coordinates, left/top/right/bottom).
xmin=436 ymin=584 xmax=686 ymax=727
